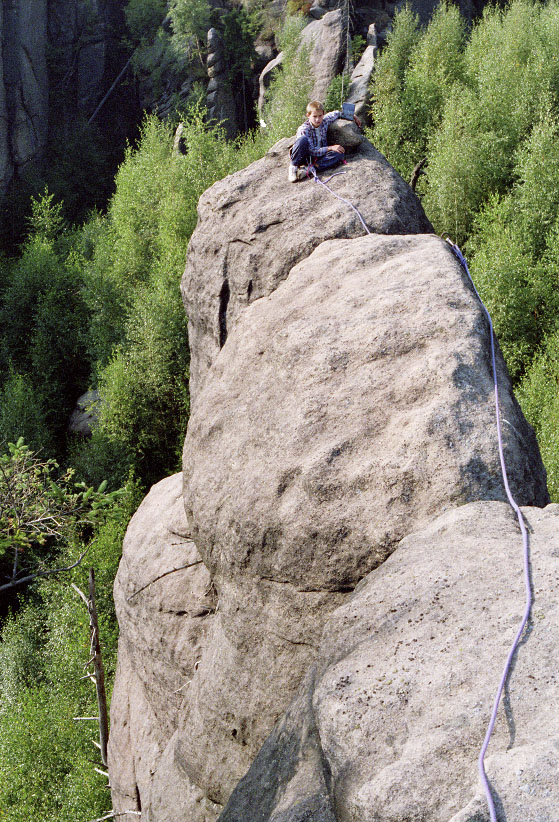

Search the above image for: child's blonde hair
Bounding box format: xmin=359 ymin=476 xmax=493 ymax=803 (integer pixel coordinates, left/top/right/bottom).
xmin=306 ymin=100 xmax=324 ymax=115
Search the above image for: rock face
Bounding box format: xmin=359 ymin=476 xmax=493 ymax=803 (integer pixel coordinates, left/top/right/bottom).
xmin=220 ymin=501 xmax=559 ymax=822
xmin=109 ymin=131 xmax=552 ymax=822
xmin=183 ymin=231 xmax=547 ymax=593
xmin=181 ymin=136 xmax=432 ymax=405
xmin=1 ymin=0 xmax=49 ymax=193
xmin=108 ymin=473 xmax=217 ymax=818
xmin=299 ymin=9 xmax=345 ymax=102
xmin=68 ymin=389 xmax=101 ymax=435
xmin=345 ymin=23 xmax=378 ymax=120
xmin=206 ymin=27 xmax=238 ymax=139
xmin=0 ymin=0 xmax=128 ymax=196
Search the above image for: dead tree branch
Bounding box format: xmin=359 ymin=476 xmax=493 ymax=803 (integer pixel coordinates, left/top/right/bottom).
xmin=127 ymin=560 xmax=203 ymax=601
xmin=72 ymin=570 xmax=109 ymax=767
xmin=0 ymin=549 xmax=89 ymax=593
xmin=409 ymin=157 xmax=428 ymax=191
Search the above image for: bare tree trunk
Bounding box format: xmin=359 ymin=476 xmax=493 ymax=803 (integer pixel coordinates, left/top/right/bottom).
xmin=410 ymin=157 xmax=427 ymax=192
xmin=88 ymin=568 xmax=109 ymax=768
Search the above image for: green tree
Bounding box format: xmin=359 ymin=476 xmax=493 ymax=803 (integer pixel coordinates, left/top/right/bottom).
xmin=374 ymin=3 xmax=465 ymax=179
xmin=0 ymin=483 xmax=135 ymax=822
xmin=0 ymin=192 xmax=89 ymax=446
xmin=517 ymin=330 xmax=559 ymax=501
xmin=169 ymin=0 xmax=211 ymax=65
xmin=0 ymin=438 xmax=119 ymax=592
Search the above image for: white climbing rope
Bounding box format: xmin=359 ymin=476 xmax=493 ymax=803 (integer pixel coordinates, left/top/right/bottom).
xmin=446 ymin=238 xmax=532 ymax=822
xmin=306 ymin=164 xmax=371 ymax=235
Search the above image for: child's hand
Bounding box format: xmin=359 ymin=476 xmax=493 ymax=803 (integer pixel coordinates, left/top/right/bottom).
xmin=329 ymin=145 xmax=345 ymax=154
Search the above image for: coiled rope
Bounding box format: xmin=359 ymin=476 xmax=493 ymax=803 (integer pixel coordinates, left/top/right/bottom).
xmin=446 ymin=239 xmax=532 ymax=822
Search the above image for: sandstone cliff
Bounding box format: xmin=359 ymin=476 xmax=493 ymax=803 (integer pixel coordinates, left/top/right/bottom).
xmin=0 ymin=0 xmax=127 ymax=196
xmin=108 ymin=134 xmax=555 ymax=822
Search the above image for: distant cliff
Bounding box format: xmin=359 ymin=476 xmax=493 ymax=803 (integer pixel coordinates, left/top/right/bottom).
xmin=0 ymin=0 xmax=130 ymax=196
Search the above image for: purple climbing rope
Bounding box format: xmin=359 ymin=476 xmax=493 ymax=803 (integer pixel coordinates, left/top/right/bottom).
xmin=446 ymin=239 xmax=532 ymax=822
xmin=306 ymin=165 xmax=371 ymax=235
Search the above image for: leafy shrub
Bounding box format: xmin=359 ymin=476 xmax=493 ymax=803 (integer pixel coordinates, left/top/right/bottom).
xmin=0 ymin=486 xmax=134 ymax=822
xmin=324 ymin=72 xmax=350 ymax=114
xmin=467 ymin=195 xmax=559 ymax=381
xmin=169 ymin=0 xmax=211 ymax=64
xmin=0 ymin=438 xmax=120 ymax=591
xmin=125 ymin=0 xmax=167 ymax=42
xmin=287 ymin=0 xmax=311 ymax=15
xmin=0 ymin=195 xmax=89 ymax=444
xmin=424 ymin=0 xmax=559 ymax=239
xmin=261 ymin=15 xmax=312 ymax=137
xmin=369 ymin=5 xmax=421 ymax=173
xmin=517 ymin=330 xmax=559 ymax=502
xmin=94 ymin=279 xmax=190 ymax=485
xmin=0 ymin=373 xmax=53 ymax=454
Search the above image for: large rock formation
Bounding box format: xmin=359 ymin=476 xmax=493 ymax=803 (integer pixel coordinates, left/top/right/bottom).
xmin=299 ymin=9 xmax=346 ymax=102
xmin=220 ymin=502 xmax=559 ymax=822
xmin=181 ymin=136 xmax=432 ymax=404
xmin=108 ymin=473 xmax=218 ymax=817
xmin=108 ymin=131 xmax=554 ymax=822
xmin=345 ymin=23 xmax=377 ymax=120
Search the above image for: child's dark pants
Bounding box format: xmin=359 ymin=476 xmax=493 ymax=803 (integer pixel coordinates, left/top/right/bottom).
xmin=290 ymin=135 xmax=343 ymax=171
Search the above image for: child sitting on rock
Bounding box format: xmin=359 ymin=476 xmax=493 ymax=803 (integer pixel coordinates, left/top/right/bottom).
xmin=288 ymin=100 xmax=361 ymax=182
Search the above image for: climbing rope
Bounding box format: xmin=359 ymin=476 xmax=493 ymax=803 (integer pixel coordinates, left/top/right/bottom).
xmin=306 ymin=164 xmax=371 ymax=235
xmin=446 ymin=239 xmax=532 ymax=822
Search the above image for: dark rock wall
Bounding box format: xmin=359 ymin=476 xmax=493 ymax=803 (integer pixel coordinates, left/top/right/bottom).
xmin=1 ymin=0 xmax=48 ymax=192
xmin=0 ymin=0 xmax=130 ymax=196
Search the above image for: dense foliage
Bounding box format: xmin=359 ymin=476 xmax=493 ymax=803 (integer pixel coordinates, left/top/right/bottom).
xmin=0 ymin=438 xmax=118 ymax=592
xmin=0 ymin=482 xmax=138 ymax=822
xmin=370 ymin=0 xmax=559 ymax=501
xmin=0 ymin=18 xmax=312 ymax=820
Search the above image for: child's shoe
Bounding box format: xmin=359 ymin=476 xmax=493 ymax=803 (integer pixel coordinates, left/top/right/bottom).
xmin=288 ymin=163 xmax=299 ymax=182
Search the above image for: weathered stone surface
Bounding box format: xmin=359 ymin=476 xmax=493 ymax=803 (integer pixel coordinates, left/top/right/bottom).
xmin=68 ymin=389 xmax=100 ymax=435
xmin=259 ymin=9 xmax=345 ymax=118
xmin=0 ymin=0 xmax=127 ymax=195
xmin=108 ymin=473 xmax=216 ymax=818
xmin=173 ymin=575 xmax=345 ymax=807
xmin=181 ymin=136 xmax=432 ymax=404
xmin=112 ymin=111 xmax=552 ymax=822
xmin=258 ymin=51 xmax=284 ymax=116
xmin=345 ymin=24 xmax=377 ymax=121
xmin=146 ymin=731 xmax=222 ymax=822
xmin=300 ymin=10 xmax=345 ymax=102
xmin=48 ymin=0 xmax=124 ymax=116
xmin=219 ymin=502 xmax=559 ymax=821
xmin=326 ymin=117 xmax=363 ymax=149
xmin=178 ymin=231 xmax=547 ymax=815
xmin=2 ymin=0 xmax=49 ymax=178
xmin=184 ymin=232 xmax=548 ymax=592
